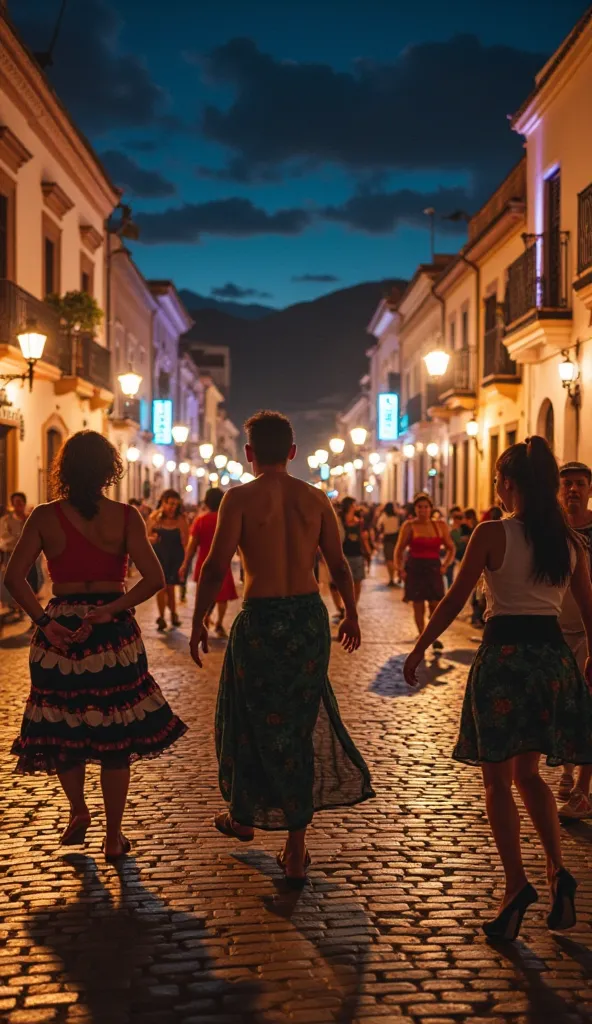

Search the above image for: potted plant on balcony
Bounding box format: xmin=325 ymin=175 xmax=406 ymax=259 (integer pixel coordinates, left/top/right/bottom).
xmin=46 ymin=291 xmax=103 ymax=337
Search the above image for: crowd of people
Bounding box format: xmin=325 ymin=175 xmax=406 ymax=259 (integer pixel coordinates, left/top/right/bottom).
xmin=3 ymin=415 xmax=592 ymax=939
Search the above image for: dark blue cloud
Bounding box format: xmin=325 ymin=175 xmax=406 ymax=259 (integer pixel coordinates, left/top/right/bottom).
xmin=101 ymin=151 xmax=176 ymax=198
xmin=135 ymin=197 xmax=311 ymax=243
xmin=211 ymin=283 xmax=272 ymax=299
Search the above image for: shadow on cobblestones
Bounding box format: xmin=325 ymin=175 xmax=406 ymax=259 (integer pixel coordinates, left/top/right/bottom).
xmin=26 ymin=853 xmax=263 ymax=1024
xmin=492 ymin=937 xmax=592 ymax=1023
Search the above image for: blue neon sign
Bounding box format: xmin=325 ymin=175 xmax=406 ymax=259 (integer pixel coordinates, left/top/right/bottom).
xmin=152 ymin=399 xmax=173 ymax=445
xmin=377 ymin=393 xmax=399 ymax=442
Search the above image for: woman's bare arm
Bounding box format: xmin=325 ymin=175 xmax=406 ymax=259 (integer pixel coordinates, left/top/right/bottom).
xmin=394 ymin=522 xmax=411 ymax=573
xmin=4 ymin=509 xmax=46 ymax=621
xmin=93 ymin=507 xmax=165 ymax=617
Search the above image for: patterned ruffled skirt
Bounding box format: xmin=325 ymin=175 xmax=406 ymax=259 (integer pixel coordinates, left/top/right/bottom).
xmin=215 ymin=592 xmax=375 ymax=831
xmin=452 ymin=619 xmax=592 ymax=767
xmin=11 ymin=594 xmax=187 ymax=774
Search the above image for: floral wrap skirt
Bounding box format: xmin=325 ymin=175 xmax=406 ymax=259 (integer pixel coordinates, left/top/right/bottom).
xmin=11 ymin=594 xmax=187 ymax=774
xmin=453 ymin=618 xmax=592 ymax=767
xmin=215 ymin=591 xmax=375 ymax=831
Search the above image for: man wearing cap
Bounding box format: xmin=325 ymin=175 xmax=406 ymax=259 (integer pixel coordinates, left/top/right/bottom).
xmin=557 ymin=461 xmax=592 ymax=818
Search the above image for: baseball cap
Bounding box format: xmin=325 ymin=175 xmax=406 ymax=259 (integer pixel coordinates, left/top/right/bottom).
xmin=560 ymin=461 xmax=592 ymax=481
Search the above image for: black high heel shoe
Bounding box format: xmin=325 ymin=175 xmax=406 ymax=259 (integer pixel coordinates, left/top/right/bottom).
xmin=482 ymin=883 xmax=538 ymax=941
xmin=547 ymin=868 xmax=578 ymax=931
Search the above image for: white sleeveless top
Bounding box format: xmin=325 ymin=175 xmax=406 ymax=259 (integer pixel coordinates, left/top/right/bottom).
xmin=483 ymin=518 xmax=575 ymax=620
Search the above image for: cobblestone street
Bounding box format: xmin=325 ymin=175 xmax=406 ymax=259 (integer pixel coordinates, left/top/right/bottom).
xmin=3 ymin=570 xmax=592 ymax=1024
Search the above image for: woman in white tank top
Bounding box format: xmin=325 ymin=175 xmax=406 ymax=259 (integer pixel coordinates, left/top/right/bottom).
xmin=404 ymin=437 xmax=592 ymax=941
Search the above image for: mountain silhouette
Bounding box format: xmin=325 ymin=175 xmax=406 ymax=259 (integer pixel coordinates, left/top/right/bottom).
xmin=178 ymin=289 xmax=275 ymax=321
xmin=182 ymin=280 xmax=406 ymax=472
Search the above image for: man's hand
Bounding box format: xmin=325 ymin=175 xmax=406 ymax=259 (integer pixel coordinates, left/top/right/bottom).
xmin=337 ymin=615 xmax=361 ymax=653
xmin=404 ymin=647 xmax=424 ymax=687
xmin=42 ymin=620 xmax=75 ymax=654
xmin=190 ymin=624 xmax=209 ymax=667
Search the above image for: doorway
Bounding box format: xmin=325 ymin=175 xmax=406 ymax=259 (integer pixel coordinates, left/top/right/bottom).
xmin=46 ymin=428 xmax=62 ymax=499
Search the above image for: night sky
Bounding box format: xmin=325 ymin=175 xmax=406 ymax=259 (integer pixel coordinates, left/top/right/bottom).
xmin=13 ymin=0 xmax=591 ymax=310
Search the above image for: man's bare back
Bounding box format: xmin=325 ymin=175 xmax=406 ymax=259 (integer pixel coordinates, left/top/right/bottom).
xmin=235 ymin=473 xmax=325 ymax=598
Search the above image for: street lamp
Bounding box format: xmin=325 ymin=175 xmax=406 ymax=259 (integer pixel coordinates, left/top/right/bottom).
xmin=199 ymin=442 xmax=214 ymax=461
xmin=126 ymin=445 xmax=140 ymax=463
xmin=403 ymin=443 xmax=416 ymax=459
xmin=424 ymin=348 xmax=450 ymax=379
xmin=559 ymin=351 xmax=581 ymax=406
xmin=209 ymin=472 xmax=219 ymax=483
xmin=152 ymin=452 xmax=165 ymax=469
xmin=374 ymin=461 xmax=386 ymax=475
xmin=221 ymin=474 xmax=230 ymax=486
xmin=353 ymin=457 xmax=364 ymax=470
xmin=332 ymin=465 xmax=344 ymax=477
xmin=117 ymin=365 xmax=142 ymax=398
xmin=0 ymin=320 xmax=48 ymax=392
xmin=166 ymin=460 xmax=176 ymax=473
xmin=214 ymin=454 xmax=228 ymax=470
xmin=350 ymin=427 xmax=367 ymax=446
xmin=344 ymin=461 xmax=354 ymax=474
xmin=307 ymin=454 xmax=319 ymax=470
xmin=315 ymin=449 xmax=329 ymax=465
xmin=329 ymin=437 xmax=346 ymax=455
xmin=426 ymin=442 xmax=440 ymax=458
xmin=171 ymin=423 xmax=189 ymax=445
xmin=368 ymin=452 xmax=380 ymax=466
xmin=196 ymin=467 xmax=206 ymax=478
xmin=179 ymin=461 xmax=190 ymax=474
xmin=466 ymin=418 xmax=479 ymax=438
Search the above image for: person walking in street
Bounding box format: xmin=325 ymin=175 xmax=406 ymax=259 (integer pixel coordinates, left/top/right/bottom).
xmin=147 ymin=490 xmax=188 ymax=631
xmin=5 ymin=431 xmax=186 ymax=861
xmin=340 ymin=498 xmax=372 ymax=604
xmin=394 ymin=491 xmax=455 ymax=649
xmin=1 ymin=492 xmax=43 ymax=619
xmin=189 ymin=410 xmax=374 ymax=886
xmin=404 ymin=437 xmax=592 ymax=940
xmin=180 ymin=487 xmax=238 ymax=638
xmin=555 ymin=461 xmax=592 ymax=817
xmin=446 ymin=506 xmax=465 ymax=589
xmin=377 ymin=502 xmax=400 ymax=587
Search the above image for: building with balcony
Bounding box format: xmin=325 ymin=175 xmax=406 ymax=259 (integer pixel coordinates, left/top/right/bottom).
xmin=504 ymin=7 xmax=592 ymax=465
xmin=433 ymin=159 xmax=526 ymax=510
xmin=366 ymin=285 xmax=404 ymax=504
xmin=394 ymin=256 xmax=455 ymax=504
xmin=0 ymin=11 xmax=118 ymax=504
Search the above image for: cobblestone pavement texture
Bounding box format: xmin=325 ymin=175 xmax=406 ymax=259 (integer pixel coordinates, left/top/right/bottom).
xmin=3 ymin=567 xmax=592 ymax=1024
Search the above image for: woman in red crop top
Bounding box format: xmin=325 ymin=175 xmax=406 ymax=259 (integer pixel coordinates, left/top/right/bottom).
xmin=180 ymin=486 xmax=237 ymax=637
xmin=4 ymin=431 xmax=187 ymax=861
xmin=394 ymin=492 xmax=455 ymax=645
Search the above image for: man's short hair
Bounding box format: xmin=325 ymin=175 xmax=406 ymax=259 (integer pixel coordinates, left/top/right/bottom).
xmin=244 ymin=410 xmax=294 ymax=465
xmin=560 ymin=461 xmax=592 ymax=483
xmin=10 ymin=492 xmax=26 ymax=504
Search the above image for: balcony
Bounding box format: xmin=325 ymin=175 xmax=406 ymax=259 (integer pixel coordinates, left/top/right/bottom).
xmin=110 ymin=396 xmax=141 ymax=428
xmin=54 ymin=330 xmax=112 ymax=406
xmin=0 ymin=278 xmax=61 ymax=374
xmin=405 ymin=384 xmax=440 ymax=429
xmin=406 ymin=392 xmax=423 ymax=428
xmin=0 ymin=280 xmax=112 ymax=403
xmin=482 ymin=324 xmax=521 ymax=397
xmin=438 ymin=348 xmax=477 ymax=409
xmin=574 ymin=183 xmax=592 ymax=310
xmin=503 ymin=232 xmax=572 ymax=362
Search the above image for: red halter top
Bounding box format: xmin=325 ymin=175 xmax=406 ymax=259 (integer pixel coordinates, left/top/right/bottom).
xmin=46 ymin=503 xmax=129 ymax=584
xmin=409 ymin=521 xmax=443 ymax=560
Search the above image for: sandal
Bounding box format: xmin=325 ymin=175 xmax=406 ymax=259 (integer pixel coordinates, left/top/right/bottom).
xmin=102 ymin=834 xmax=132 ymax=863
xmin=276 ymin=847 xmax=311 ymax=889
xmin=215 ymin=624 xmax=228 ymax=638
xmin=59 ymin=813 xmax=91 ymax=847
xmin=214 ymin=811 xmax=254 ymax=842
xmin=156 ymin=616 xmax=167 ymax=632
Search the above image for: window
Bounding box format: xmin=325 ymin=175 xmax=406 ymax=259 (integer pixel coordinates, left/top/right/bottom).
xmin=42 ymin=214 xmax=61 ymax=296
xmin=490 ymin=433 xmax=500 ymax=504
xmin=461 ymin=309 xmax=469 ymax=349
xmin=506 ymin=428 xmax=517 ymax=448
xmin=158 ymin=370 xmax=171 ymax=398
xmin=449 ymin=317 xmax=456 ymax=351
xmin=451 ymin=442 xmax=458 ymax=505
xmin=0 ymin=170 xmax=15 ymax=280
xmin=80 ymin=252 xmax=94 ymax=296
xmin=462 ymin=439 xmax=470 ymax=507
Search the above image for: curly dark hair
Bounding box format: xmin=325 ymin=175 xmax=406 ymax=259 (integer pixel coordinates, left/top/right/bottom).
xmin=50 ymin=431 xmax=124 ymax=520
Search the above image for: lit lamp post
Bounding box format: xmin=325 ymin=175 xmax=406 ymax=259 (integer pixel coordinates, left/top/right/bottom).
xmin=117 ymin=365 xmax=142 ymax=400
xmin=423 ymin=347 xmax=450 ymax=380
xmin=0 ymin=321 xmax=48 ymax=392
xmin=214 ymin=454 xmax=228 ymax=471
xmin=171 ymin=423 xmax=189 ymax=446
xmin=152 ymin=452 xmax=165 ymax=470
xmin=329 ymin=437 xmax=346 ymax=456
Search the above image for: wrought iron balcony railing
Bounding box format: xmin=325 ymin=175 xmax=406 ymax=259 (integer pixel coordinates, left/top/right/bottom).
xmin=578 ymin=184 xmax=592 ymax=275
xmin=483 ymin=325 xmax=520 ymax=380
xmin=0 ymin=278 xmax=61 ymax=364
xmin=438 ymin=347 xmax=477 ymax=398
xmin=505 ymin=231 xmax=570 ymax=328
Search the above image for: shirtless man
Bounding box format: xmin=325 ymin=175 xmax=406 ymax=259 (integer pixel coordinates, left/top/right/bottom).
xmin=190 ymin=410 xmax=374 ymax=885
xmin=557 ymin=461 xmax=592 ymax=818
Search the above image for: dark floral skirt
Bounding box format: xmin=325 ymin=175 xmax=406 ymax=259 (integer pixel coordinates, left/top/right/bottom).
xmin=452 ymin=639 xmax=592 ymax=767
xmin=11 ymin=594 xmax=187 ymax=774
xmin=215 ymin=592 xmax=375 ymax=831
xmin=404 ymin=556 xmax=444 ymax=603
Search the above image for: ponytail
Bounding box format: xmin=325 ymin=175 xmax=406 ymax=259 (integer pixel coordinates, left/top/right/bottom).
xmin=497 ymin=435 xmax=573 ymax=586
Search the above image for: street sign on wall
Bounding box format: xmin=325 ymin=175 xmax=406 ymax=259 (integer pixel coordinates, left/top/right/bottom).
xmin=152 ymin=399 xmax=173 ymax=445
xmin=377 ymin=393 xmax=399 ymax=442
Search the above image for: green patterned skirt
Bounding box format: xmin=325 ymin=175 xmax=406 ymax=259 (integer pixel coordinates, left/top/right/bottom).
xmin=215 ymin=592 xmax=375 ymax=830
xmin=453 ymin=628 xmax=592 ymax=767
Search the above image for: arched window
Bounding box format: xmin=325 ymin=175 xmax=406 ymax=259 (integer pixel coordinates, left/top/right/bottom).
xmin=536 ymin=399 xmax=555 ymax=452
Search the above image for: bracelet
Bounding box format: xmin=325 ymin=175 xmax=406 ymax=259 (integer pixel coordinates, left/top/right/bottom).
xmin=34 ymin=613 xmax=51 ymax=628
